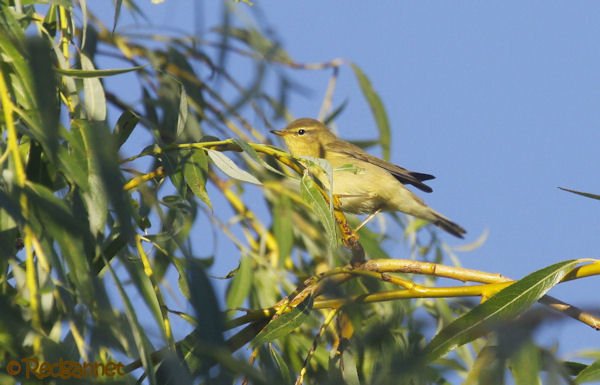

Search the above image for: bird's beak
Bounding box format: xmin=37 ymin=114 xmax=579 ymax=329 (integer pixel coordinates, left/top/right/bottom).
xmin=270 ymin=130 xmax=286 ymax=137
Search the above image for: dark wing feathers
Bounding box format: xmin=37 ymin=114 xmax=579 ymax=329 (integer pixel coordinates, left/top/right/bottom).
xmin=410 ymin=171 xmax=435 ymax=182
xmin=325 ymin=142 xmax=435 ymax=193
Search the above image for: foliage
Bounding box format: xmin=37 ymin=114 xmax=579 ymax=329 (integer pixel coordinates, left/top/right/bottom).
xmin=0 ymin=1 xmax=599 ymax=384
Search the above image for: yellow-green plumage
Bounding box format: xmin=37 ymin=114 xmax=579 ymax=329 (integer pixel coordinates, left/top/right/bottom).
xmin=272 ymin=118 xmax=466 ymax=238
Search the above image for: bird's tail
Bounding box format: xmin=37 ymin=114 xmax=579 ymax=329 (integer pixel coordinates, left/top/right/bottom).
xmin=431 ymin=212 xmax=466 ymax=239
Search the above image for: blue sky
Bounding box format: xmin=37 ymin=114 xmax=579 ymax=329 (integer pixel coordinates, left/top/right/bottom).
xmin=96 ymin=1 xmax=600 ymax=359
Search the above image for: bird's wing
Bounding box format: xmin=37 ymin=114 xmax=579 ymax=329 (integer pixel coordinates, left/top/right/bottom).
xmin=325 ymin=141 xmax=435 ymax=193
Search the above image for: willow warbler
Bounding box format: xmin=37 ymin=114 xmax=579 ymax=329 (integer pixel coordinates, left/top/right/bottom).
xmin=271 ymin=118 xmax=466 ymax=238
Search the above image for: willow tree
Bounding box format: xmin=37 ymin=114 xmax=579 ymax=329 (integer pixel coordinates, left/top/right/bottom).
xmin=1 ymin=2 xmax=599 ymax=384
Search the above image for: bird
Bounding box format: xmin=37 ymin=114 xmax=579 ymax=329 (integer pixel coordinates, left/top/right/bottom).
xmin=271 ymin=118 xmax=466 ymax=238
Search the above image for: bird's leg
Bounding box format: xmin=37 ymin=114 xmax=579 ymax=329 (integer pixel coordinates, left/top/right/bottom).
xmin=355 ymin=208 xmax=382 ymax=232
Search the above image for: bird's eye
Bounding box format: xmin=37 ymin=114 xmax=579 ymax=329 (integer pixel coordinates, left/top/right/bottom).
xmin=297 ymin=129 xmax=305 ymax=135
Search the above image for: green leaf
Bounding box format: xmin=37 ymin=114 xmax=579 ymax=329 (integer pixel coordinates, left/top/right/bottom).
xmin=268 ymin=345 xmax=292 ymax=385
xmin=76 ymin=119 xmax=133 ymax=237
xmin=55 ymin=64 xmax=145 ymax=78
xmin=80 ymin=0 xmax=88 ymax=51
xmin=112 ymin=0 xmax=123 ymax=32
xmin=157 ymin=73 xmax=182 ymax=143
xmin=0 ymin=190 xmax=21 ymax=261
xmin=76 ymin=121 xmax=109 ymax=234
xmin=233 ymin=138 xmax=286 ymax=177
xmin=166 ymin=47 xmax=205 ymax=108
xmin=253 ymin=295 xmax=313 ymax=346
xmin=80 ymin=53 xmax=106 ymax=121
xmin=182 ymin=149 xmax=211 ymax=208
xmin=575 ymin=360 xmax=600 ymax=384
xmin=119 ymin=249 xmax=165 ymax=342
xmin=463 ymin=346 xmax=503 ymax=385
xmin=168 ymin=257 xmax=191 ymax=300
xmin=23 ymin=182 xmax=94 ymax=301
xmin=509 ymin=342 xmax=542 ymax=385
xmin=424 ymin=259 xmax=584 ymax=361
xmin=176 ymin=85 xmax=188 ymax=138
xmin=351 ymin=63 xmax=391 ymax=161
xmin=357 ymin=227 xmax=388 ymax=260
xmin=207 ymin=149 xmax=262 ymax=185
xmin=300 ymin=171 xmax=338 ymax=248
xmin=339 ymin=348 xmax=360 ymax=385
xmin=163 ymin=151 xmax=185 ymax=193
xmin=0 ymin=32 xmax=36 ymax=111
xmin=104 ymin=261 xmax=158 ymax=385
xmin=323 ymin=99 xmax=348 ymax=126
xmin=114 ymin=109 xmax=140 ymax=148
xmin=559 ymin=187 xmax=600 ymax=201
xmin=59 ymin=125 xmax=89 ymax=189
xmin=226 ymin=256 xmax=252 ymax=310
xmin=187 ymin=259 xmax=226 ymax=347
xmin=26 ymin=38 xmax=59 ymax=162
xmin=213 ymin=27 xmax=291 ymax=63
xmin=273 ymin=196 xmax=293 ymax=265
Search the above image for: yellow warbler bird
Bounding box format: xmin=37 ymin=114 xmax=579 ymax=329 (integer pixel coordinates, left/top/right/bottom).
xmin=271 ymin=118 xmax=466 ymax=238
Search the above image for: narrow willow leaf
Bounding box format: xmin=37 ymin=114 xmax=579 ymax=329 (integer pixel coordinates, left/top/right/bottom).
xmin=172 ymin=257 xmax=190 ymax=299
xmin=323 ymin=99 xmax=348 ymax=126
xmin=163 ymin=151 xmax=185 ymax=194
xmin=59 ymin=125 xmax=89 ymax=190
xmin=558 ymin=187 xmax=600 ymax=201
xmin=575 ymin=360 xmax=600 ymax=384
xmin=187 ymin=259 xmax=226 ymax=347
xmin=0 ymin=190 xmax=21 ymax=260
xmin=176 ymin=86 xmax=188 ymax=138
xmin=340 ymin=349 xmax=361 ymax=385
xmin=182 ymin=149 xmax=211 ymax=208
xmin=213 ymin=27 xmax=292 ymax=63
xmin=112 ymin=0 xmax=123 ymax=32
xmin=120 ymin=247 xmax=165 ymax=340
xmin=23 ymin=183 xmax=94 ymax=301
xmin=166 ymin=47 xmax=205 ymax=107
xmin=80 ymin=53 xmax=106 ymax=121
xmin=300 ymin=172 xmax=338 ymax=248
xmin=207 ymin=149 xmax=262 ymax=185
xmin=26 ymin=38 xmax=59 ymax=162
xmin=0 ymin=32 xmax=36 ymax=110
xmin=233 ymin=138 xmax=261 ymax=160
xmin=104 ymin=262 xmax=158 ymax=385
xmin=509 ymin=342 xmax=542 ymax=385
xmin=226 ymin=256 xmax=252 ymax=310
xmin=114 ymin=109 xmax=140 ymax=148
xmin=357 ymin=227 xmax=388 ymax=259
xmin=351 ymin=63 xmax=391 ymax=161
xmin=84 ymin=169 xmax=108 ymax=234
xmin=302 ymin=156 xmax=334 ymax=210
xmin=178 ymin=331 xmax=267 ymax=382
xmin=424 ymin=259 xmax=584 ymax=361
xmin=55 ymin=65 xmax=145 ymax=78
xmin=463 ymin=346 xmax=502 ymax=385
xmin=76 ymin=119 xmax=133 ymax=237
xmin=273 ymin=196 xmax=293 ymax=265
xmin=253 ymin=295 xmax=313 ymax=346
xmin=78 ymin=121 xmax=107 ymax=234
xmin=232 ymin=138 xmax=286 ymax=177
xmin=80 ymin=0 xmax=88 ymax=51
xmin=265 ymin=345 xmax=292 ymax=384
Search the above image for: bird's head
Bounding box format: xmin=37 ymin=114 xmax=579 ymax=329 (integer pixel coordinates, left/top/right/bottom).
xmin=271 ymin=118 xmax=337 ymax=157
